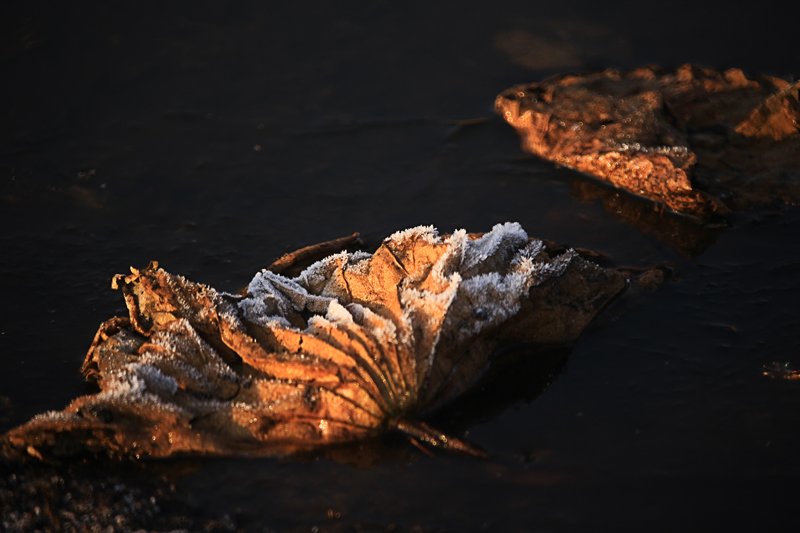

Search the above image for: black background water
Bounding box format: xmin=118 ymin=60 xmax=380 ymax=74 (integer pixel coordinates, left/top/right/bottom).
xmin=2 ymin=1 xmax=799 ymax=531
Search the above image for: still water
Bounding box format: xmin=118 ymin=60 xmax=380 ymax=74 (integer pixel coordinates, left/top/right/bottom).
xmin=2 ymin=1 xmax=798 ymax=531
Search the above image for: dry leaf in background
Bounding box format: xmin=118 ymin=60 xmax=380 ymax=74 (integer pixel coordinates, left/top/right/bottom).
xmin=3 ymin=223 xmax=627 ymax=461
xmin=496 ymin=64 xmax=800 ymax=222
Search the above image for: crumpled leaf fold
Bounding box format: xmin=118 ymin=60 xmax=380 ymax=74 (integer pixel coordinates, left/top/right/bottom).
xmin=4 ymin=223 xmax=627 ymax=460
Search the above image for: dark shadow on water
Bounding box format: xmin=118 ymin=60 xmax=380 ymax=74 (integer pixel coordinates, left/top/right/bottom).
xmin=424 ymin=344 xmax=571 ymax=436
xmin=274 ymin=344 xmax=570 ymax=466
xmin=293 ymin=344 xmax=571 ymax=466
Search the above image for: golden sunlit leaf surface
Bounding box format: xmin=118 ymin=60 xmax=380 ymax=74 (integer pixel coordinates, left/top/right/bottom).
xmin=496 ymin=65 xmax=800 ymax=222
xmin=3 ymin=223 xmax=627 ymax=460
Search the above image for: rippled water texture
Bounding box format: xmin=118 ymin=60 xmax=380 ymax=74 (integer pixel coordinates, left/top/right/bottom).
xmin=2 ymin=1 xmax=799 ymax=531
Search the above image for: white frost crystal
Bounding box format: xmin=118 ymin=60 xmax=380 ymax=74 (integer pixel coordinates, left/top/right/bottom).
xmin=239 ymin=222 xmax=574 ymax=353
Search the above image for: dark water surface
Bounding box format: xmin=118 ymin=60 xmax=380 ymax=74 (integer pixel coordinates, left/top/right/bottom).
xmin=2 ymin=1 xmax=799 ymax=531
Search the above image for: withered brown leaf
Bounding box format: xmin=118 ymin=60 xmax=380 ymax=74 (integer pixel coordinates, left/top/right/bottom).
xmin=496 ymin=64 xmax=800 ymax=222
xmin=3 ymin=223 xmax=626 ymax=460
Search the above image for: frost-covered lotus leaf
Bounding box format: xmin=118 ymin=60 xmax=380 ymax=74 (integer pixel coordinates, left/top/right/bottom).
xmin=3 ymin=223 xmax=626 ymax=460
xmin=496 ymin=64 xmax=800 ymax=222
